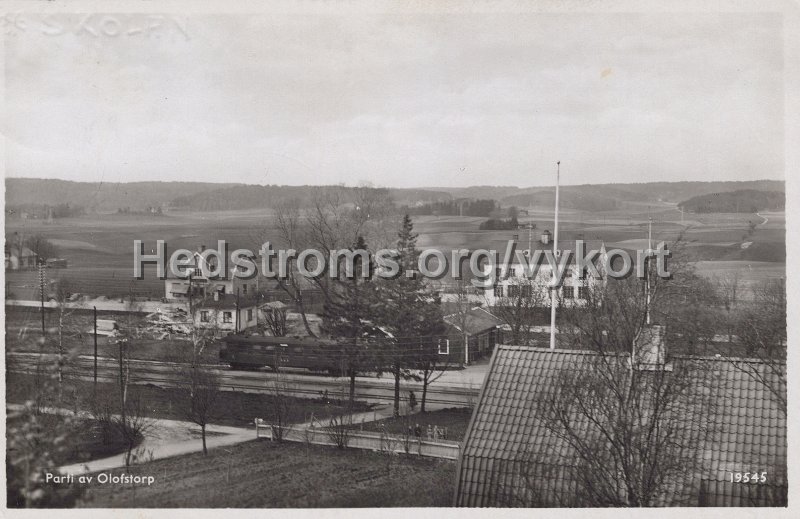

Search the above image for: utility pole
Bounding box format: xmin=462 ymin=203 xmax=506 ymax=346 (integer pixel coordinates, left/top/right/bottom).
xmin=549 ymin=161 xmax=560 ymax=350
xmin=528 ymin=222 xmax=533 ymax=254
xmin=93 ymin=306 xmax=98 ymax=386
xmin=235 ymin=287 xmax=240 ymax=333
xmin=39 ymin=261 xmax=46 ymax=338
xmin=188 ymin=271 xmax=194 ymax=318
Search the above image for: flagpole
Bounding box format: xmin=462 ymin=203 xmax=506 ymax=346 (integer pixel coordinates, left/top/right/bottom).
xmin=549 ymin=161 xmax=560 ymax=350
xmin=646 ymin=216 xmax=652 ymax=325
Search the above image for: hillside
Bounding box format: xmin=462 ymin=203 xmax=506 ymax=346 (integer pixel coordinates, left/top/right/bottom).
xmin=4 ymin=179 xmax=238 ymax=213
xmin=429 ymin=180 xmax=784 ymax=206
xmin=5 ymin=178 xmax=784 ymax=215
xmin=678 ymin=190 xmax=785 ymax=213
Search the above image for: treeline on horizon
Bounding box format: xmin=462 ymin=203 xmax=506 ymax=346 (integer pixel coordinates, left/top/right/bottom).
xmin=400 ymin=198 xmax=497 ymax=217
xmin=5 ymin=178 xmax=785 ymax=216
xmin=678 ymin=190 xmax=785 ymax=214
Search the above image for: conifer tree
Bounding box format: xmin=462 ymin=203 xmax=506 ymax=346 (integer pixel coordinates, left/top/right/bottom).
xmin=374 ymin=215 xmax=445 ymax=416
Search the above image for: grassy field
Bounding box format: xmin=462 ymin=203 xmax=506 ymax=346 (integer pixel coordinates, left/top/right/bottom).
xmin=77 ymin=440 xmax=455 ymax=507
xmin=5 ymin=207 xmax=785 ymax=300
xmin=349 ymin=407 xmax=472 ymax=441
xmin=5 ymin=373 xmax=372 ymax=429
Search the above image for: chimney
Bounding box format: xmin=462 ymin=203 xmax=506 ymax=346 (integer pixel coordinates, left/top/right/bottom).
xmin=633 ymin=325 xmax=670 ymax=371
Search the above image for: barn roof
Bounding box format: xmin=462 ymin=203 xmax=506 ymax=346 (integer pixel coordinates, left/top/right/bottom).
xmin=454 ymin=345 xmax=786 ymax=507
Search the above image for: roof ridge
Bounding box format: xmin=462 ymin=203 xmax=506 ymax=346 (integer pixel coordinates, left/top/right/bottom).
xmin=496 ymin=344 xmax=603 ymax=355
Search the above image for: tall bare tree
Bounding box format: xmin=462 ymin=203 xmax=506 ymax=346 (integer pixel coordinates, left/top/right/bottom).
xmin=264 ymin=186 xmax=398 ymax=337
xmin=731 ymin=278 xmax=787 ymax=416
xmin=487 ymin=276 xmax=549 ymax=346
xmin=176 ymin=358 xmax=221 ymax=455
xmin=512 ymin=271 xmax=721 ymax=506
xmin=261 ymin=301 xmax=288 ymax=337
xmin=48 ymin=277 xmax=82 ymax=403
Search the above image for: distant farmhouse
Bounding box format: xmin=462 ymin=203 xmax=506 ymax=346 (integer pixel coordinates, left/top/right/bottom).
xmin=453 ymin=327 xmax=787 ymax=507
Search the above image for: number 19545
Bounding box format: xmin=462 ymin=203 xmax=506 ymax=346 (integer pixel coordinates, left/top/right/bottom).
xmin=729 ymin=472 xmax=767 ymax=483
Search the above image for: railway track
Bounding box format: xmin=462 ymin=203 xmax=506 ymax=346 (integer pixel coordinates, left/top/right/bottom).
xmin=7 ymin=352 xmax=481 ymax=408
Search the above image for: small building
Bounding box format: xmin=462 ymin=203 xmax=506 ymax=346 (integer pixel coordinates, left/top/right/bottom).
xmin=5 ymin=246 xmax=38 ymax=270
xmin=193 ymin=293 xmax=259 ymax=333
xmin=453 ymin=337 xmax=787 ymax=507
xmin=442 ymin=306 xmax=504 ymax=365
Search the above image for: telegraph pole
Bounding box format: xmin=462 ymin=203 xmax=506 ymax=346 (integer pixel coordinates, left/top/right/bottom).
xmin=549 ymin=161 xmax=560 ymax=350
xmin=93 ymin=306 xmax=98 ymax=386
xmin=38 ymin=261 xmax=46 ymax=338
xmin=235 ymin=287 xmax=241 ymax=333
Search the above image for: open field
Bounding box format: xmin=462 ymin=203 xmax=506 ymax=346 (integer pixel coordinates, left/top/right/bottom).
xmin=76 ymin=439 xmax=455 ymax=507
xmin=5 ymin=207 xmax=785 ymax=300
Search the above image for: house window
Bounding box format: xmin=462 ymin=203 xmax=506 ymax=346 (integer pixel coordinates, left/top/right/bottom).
xmin=438 ymin=339 xmax=450 ymax=355
xmin=508 ymin=285 xmax=520 ymax=298
xmin=223 ymin=312 xmax=233 ymax=323
xmin=494 ymin=285 xmax=504 ymax=298
xmin=509 ymin=267 xmax=516 ymax=277
xmin=563 ymin=287 xmax=574 ymax=299
xmin=578 ymin=286 xmax=589 ymax=299
xmin=247 ymin=309 xmax=253 ymax=321
xmin=200 ymin=311 xmax=210 ymax=322
xmin=520 ymin=284 xmax=533 ymax=298
xmin=242 ymin=284 xmax=248 ymax=294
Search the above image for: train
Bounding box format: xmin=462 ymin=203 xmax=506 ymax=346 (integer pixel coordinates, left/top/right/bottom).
xmin=219 ymin=334 xmax=372 ymax=375
xmin=219 ymin=333 xmax=442 ymax=375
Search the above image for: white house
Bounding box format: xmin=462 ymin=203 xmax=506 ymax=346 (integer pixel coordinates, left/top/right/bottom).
xmin=483 ymin=243 xmax=608 ymax=307
xmin=193 ymin=292 xmax=259 ymax=333
xmin=164 ymin=245 xmax=260 ymax=302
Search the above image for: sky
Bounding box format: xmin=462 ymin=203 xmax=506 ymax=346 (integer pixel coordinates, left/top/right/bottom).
xmin=4 ymin=9 xmax=786 ymax=188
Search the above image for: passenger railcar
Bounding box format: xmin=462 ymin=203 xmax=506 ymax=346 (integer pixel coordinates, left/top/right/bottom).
xmin=220 ymin=334 xmax=347 ymax=374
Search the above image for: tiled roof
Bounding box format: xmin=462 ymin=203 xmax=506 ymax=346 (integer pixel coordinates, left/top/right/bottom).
xmin=454 ymin=345 xmax=786 ymax=507
xmin=444 ymin=307 xmax=503 ymax=335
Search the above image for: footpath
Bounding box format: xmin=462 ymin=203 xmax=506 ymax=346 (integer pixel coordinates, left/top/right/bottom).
xmin=7 ymin=402 xmax=435 ymax=476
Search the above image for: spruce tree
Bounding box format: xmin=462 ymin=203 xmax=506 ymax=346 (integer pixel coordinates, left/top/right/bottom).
xmin=374 ymin=215 xmax=445 ymax=416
